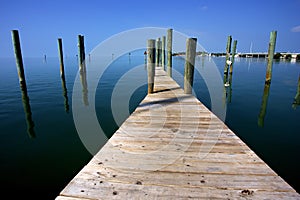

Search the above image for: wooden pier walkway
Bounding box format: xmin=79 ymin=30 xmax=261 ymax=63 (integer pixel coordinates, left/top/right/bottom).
xmin=56 ymin=67 xmax=300 ymax=199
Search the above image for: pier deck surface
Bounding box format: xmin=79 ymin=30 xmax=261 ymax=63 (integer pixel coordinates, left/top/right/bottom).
xmin=56 ymin=67 xmax=300 ymax=199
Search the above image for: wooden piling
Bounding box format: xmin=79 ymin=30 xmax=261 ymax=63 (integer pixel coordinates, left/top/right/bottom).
xmin=58 ymin=38 xmax=65 ymax=78
xmin=162 ymin=36 xmax=166 ymax=69
xmin=11 ymin=30 xmax=27 ymax=88
xmin=147 ymin=39 xmax=156 ymax=94
xmin=229 ymin=40 xmax=237 ymax=74
xmin=292 ymin=75 xmax=300 ymax=109
xmin=265 ymin=31 xmax=277 ymax=84
xmin=184 ymin=38 xmax=197 ymax=94
xmin=224 ymin=35 xmax=232 ymax=75
xmin=167 ymin=29 xmax=173 ymax=76
xmin=156 ymin=38 xmax=161 ymax=67
xmin=78 ymin=35 xmax=86 ymax=71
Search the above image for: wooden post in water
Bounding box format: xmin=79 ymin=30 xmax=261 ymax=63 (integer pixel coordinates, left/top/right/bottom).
xmin=224 ymin=35 xmax=232 ymax=75
xmin=58 ymin=38 xmax=65 ymax=78
xmin=184 ymin=38 xmax=197 ymax=94
xmin=11 ymin=30 xmax=35 ymax=138
xmin=162 ymin=36 xmax=166 ymax=69
xmin=167 ymin=29 xmax=173 ymax=76
xmin=229 ymin=40 xmax=237 ymax=74
xmin=11 ymin=30 xmax=27 ymax=88
xmin=265 ymin=31 xmax=277 ymax=84
xmin=78 ymin=35 xmax=86 ymax=72
xmin=156 ymin=38 xmax=161 ymax=67
xmin=147 ymin=39 xmax=156 ymax=94
xmin=292 ymin=75 xmax=300 ymax=109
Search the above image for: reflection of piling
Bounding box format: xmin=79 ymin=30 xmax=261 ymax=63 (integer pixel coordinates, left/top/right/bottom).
xmin=61 ymin=76 xmax=69 ymax=113
xmin=21 ymin=86 xmax=36 ymax=138
xmin=147 ymin=39 xmax=155 ymax=94
xmin=58 ymin=38 xmax=65 ymax=78
xmin=78 ymin=35 xmax=86 ymax=72
xmin=229 ymin=40 xmax=237 ymax=74
xmin=258 ymin=83 xmax=271 ymax=127
xmin=224 ymin=35 xmax=232 ymax=75
xmin=184 ymin=38 xmax=197 ymax=94
xmin=11 ymin=30 xmax=35 ymax=138
xmin=292 ymin=75 xmax=300 ymax=109
xmin=228 ymin=72 xmax=233 ymax=103
xmin=265 ymin=31 xmax=277 ymax=84
xmin=167 ymin=29 xmax=173 ymax=76
xmin=162 ymin=36 xmax=166 ymax=69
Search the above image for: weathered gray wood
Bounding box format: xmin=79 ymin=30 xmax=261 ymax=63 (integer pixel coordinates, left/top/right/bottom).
xmin=167 ymin=29 xmax=173 ymax=76
xmin=147 ymin=39 xmax=155 ymax=94
xmin=155 ymin=38 xmax=161 ymax=67
xmin=56 ymin=67 xmax=300 ymax=199
xmin=229 ymin=40 xmax=237 ymax=74
xmin=162 ymin=36 xmax=166 ymax=69
xmin=184 ymin=38 xmax=197 ymax=94
xmin=224 ymin=35 xmax=232 ymax=75
xmin=11 ymin=30 xmax=26 ymax=88
xmin=265 ymin=31 xmax=277 ymax=84
xmin=58 ymin=38 xmax=65 ymax=78
xmin=78 ymin=35 xmax=86 ymax=72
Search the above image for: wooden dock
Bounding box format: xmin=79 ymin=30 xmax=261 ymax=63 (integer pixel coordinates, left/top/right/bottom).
xmin=56 ymin=67 xmax=300 ymax=199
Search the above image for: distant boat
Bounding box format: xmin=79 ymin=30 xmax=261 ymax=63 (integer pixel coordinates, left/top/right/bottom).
xmin=224 ymin=82 xmax=230 ymax=87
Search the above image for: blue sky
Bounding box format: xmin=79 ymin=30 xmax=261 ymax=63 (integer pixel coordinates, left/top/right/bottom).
xmin=1 ymin=0 xmax=300 ymax=57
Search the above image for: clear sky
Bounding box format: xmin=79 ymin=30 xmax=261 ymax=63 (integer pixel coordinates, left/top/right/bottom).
xmin=1 ymin=0 xmax=300 ymax=57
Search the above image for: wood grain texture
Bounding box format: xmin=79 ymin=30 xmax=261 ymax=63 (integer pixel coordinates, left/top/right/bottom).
xmin=56 ymin=67 xmax=300 ymax=200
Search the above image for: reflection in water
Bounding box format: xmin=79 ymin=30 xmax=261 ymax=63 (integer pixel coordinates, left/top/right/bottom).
xmin=258 ymin=83 xmax=271 ymax=127
xmin=61 ymin=75 xmax=69 ymax=113
xmin=292 ymin=75 xmax=300 ymax=109
xmin=20 ymin=84 xmax=36 ymax=138
xmin=80 ymin=65 xmax=89 ymax=106
xmin=223 ymin=72 xmax=233 ymax=104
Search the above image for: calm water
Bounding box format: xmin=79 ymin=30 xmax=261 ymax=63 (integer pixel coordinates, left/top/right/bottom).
xmin=0 ymin=54 xmax=299 ymax=199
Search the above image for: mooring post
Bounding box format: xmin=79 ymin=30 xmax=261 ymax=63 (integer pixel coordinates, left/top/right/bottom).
xmin=184 ymin=38 xmax=197 ymax=94
xmin=147 ymin=39 xmax=156 ymax=94
xmin=11 ymin=30 xmax=35 ymax=138
xmin=167 ymin=29 xmax=173 ymax=76
xmin=11 ymin=30 xmax=27 ymax=89
xmin=156 ymin=38 xmax=161 ymax=67
xmin=229 ymin=40 xmax=237 ymax=74
xmin=58 ymin=38 xmax=65 ymax=78
xmin=224 ymin=35 xmax=232 ymax=75
xmin=162 ymin=36 xmax=166 ymax=69
xmin=265 ymin=31 xmax=277 ymax=84
xmin=292 ymin=75 xmax=300 ymax=109
xmin=78 ymin=35 xmax=86 ymax=72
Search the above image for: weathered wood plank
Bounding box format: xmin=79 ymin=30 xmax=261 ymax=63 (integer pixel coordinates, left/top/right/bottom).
xmin=57 ymin=67 xmax=300 ymax=199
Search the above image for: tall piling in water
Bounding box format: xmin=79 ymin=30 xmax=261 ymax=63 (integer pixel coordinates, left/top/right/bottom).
xmin=265 ymin=31 xmax=277 ymax=84
xmin=156 ymin=38 xmax=161 ymax=67
xmin=11 ymin=30 xmax=35 ymax=138
xmin=162 ymin=36 xmax=166 ymax=69
xmin=11 ymin=30 xmax=27 ymax=88
xmin=229 ymin=40 xmax=237 ymax=74
xmin=147 ymin=39 xmax=156 ymax=94
xmin=292 ymin=75 xmax=300 ymax=109
xmin=167 ymin=29 xmax=173 ymax=76
xmin=184 ymin=38 xmax=197 ymax=94
xmin=58 ymin=38 xmax=65 ymax=78
xmin=78 ymin=35 xmax=86 ymax=72
xmin=258 ymin=83 xmax=271 ymax=127
xmin=224 ymin=35 xmax=232 ymax=75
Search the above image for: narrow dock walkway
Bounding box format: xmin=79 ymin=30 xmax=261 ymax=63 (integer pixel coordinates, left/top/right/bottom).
xmin=56 ymin=67 xmax=300 ymax=199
